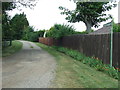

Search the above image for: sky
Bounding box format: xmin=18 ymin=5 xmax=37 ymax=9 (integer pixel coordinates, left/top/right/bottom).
xmin=8 ymin=0 xmax=119 ymax=32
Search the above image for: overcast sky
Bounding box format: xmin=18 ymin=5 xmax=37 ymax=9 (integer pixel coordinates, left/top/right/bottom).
xmin=8 ymin=0 xmax=119 ymax=31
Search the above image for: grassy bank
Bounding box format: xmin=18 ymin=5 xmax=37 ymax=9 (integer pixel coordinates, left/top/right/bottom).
xmin=2 ymin=40 xmax=23 ymax=57
xmin=53 ymin=46 xmax=118 ymax=79
xmin=36 ymin=43 xmax=118 ymax=88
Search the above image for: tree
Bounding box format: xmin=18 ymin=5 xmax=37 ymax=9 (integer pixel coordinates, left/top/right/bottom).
xmin=2 ymin=13 xmax=14 ymax=40
xmin=2 ymin=2 xmax=16 ymax=40
xmin=2 ymin=2 xmax=16 ymax=13
xmin=2 ymin=1 xmax=37 ymax=47
xmin=22 ymin=26 xmax=45 ymax=42
xmin=59 ymin=1 xmax=116 ymax=32
xmin=2 ymin=0 xmax=37 ymax=12
xmin=16 ymin=0 xmax=38 ymax=9
xmin=10 ymin=13 xmax=29 ymax=39
xmin=2 ymin=0 xmax=37 ymax=40
xmin=37 ymin=30 xmax=45 ymax=37
xmin=22 ymin=26 xmax=34 ymax=40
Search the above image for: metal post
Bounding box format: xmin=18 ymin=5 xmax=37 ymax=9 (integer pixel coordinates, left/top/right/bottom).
xmin=110 ymin=18 xmax=113 ymax=67
xmin=43 ymin=31 xmax=46 ymax=38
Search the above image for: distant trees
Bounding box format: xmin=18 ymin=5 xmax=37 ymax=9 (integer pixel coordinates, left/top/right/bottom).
xmin=10 ymin=13 xmax=29 ymax=39
xmin=59 ymin=1 xmax=116 ymax=32
xmin=22 ymin=26 xmax=45 ymax=42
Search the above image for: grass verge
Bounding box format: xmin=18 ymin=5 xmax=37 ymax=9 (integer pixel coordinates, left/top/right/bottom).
xmin=53 ymin=46 xmax=119 ymax=80
xmin=2 ymin=40 xmax=23 ymax=57
xmin=36 ymin=43 xmax=118 ymax=88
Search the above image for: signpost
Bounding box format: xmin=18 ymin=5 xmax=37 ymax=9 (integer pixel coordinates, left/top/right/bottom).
xmin=110 ymin=18 xmax=113 ymax=67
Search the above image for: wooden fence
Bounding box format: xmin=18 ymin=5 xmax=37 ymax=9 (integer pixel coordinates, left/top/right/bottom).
xmin=39 ymin=32 xmax=119 ymax=67
xmin=39 ymin=37 xmax=54 ymax=46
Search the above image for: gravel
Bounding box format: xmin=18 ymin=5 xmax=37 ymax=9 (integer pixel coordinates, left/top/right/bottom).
xmin=2 ymin=40 xmax=56 ymax=88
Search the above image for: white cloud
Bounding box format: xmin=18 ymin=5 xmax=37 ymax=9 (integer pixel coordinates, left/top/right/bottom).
xmin=8 ymin=0 xmax=119 ymax=31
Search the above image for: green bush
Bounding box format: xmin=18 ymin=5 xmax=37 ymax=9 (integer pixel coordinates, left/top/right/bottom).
xmin=103 ymin=66 xmax=118 ymax=79
xmin=46 ymin=24 xmax=76 ymax=39
xmin=22 ymin=26 xmax=45 ymax=42
xmin=53 ymin=46 xmax=118 ymax=79
xmin=113 ymin=23 xmax=120 ymax=32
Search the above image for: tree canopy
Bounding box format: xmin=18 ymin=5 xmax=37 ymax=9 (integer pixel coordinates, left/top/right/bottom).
xmin=2 ymin=0 xmax=37 ymax=40
xmin=22 ymin=26 xmax=45 ymax=42
xmin=2 ymin=0 xmax=38 ymax=12
xmin=2 ymin=13 xmax=13 ymax=40
xmin=10 ymin=13 xmax=29 ymax=40
xmin=59 ymin=1 xmax=116 ymax=32
xmin=2 ymin=2 xmax=16 ymax=13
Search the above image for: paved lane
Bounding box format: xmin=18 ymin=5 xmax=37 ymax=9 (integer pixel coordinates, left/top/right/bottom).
xmin=2 ymin=41 xmax=56 ymax=88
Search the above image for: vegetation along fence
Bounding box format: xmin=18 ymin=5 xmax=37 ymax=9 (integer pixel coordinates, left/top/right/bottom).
xmin=39 ymin=32 xmax=119 ymax=67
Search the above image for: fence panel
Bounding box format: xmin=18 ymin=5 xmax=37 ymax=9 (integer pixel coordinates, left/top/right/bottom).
xmin=39 ymin=32 xmax=119 ymax=67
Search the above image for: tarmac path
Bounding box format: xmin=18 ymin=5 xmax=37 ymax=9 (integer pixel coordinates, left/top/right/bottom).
xmin=2 ymin=40 xmax=56 ymax=88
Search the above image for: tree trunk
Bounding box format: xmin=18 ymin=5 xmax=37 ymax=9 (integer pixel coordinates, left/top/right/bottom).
xmin=85 ymin=21 xmax=92 ymax=33
xmin=9 ymin=40 xmax=12 ymax=46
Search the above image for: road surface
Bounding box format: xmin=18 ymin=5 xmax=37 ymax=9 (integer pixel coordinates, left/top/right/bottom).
xmin=2 ymin=41 xmax=56 ymax=88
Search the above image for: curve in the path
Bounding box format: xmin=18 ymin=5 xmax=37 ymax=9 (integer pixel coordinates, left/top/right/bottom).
xmin=2 ymin=40 xmax=56 ymax=88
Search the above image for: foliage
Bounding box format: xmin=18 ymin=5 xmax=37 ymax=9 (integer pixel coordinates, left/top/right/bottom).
xmin=113 ymin=23 xmax=120 ymax=32
xmin=22 ymin=27 xmax=45 ymax=42
xmin=22 ymin=26 xmax=33 ymax=40
xmin=2 ymin=2 xmax=16 ymax=13
xmin=59 ymin=2 xmax=116 ymax=32
xmin=37 ymin=30 xmax=45 ymax=37
xmin=2 ymin=13 xmax=14 ymax=40
xmin=53 ymin=46 xmax=118 ymax=79
xmin=16 ymin=0 xmax=38 ymax=9
xmin=27 ymin=32 xmax=39 ymax=42
xmin=2 ymin=0 xmax=37 ymax=12
xmin=10 ymin=13 xmax=29 ymax=40
xmin=46 ymin=24 xmax=76 ymax=39
xmin=2 ymin=1 xmax=37 ymax=41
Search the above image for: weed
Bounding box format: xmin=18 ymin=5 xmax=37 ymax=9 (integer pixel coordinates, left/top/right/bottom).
xmin=30 ymin=46 xmax=34 ymax=48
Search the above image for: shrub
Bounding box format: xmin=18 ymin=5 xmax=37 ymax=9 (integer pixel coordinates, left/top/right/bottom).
xmin=22 ymin=26 xmax=45 ymax=42
xmin=103 ymin=66 xmax=118 ymax=79
xmin=113 ymin=23 xmax=120 ymax=32
xmin=46 ymin=24 xmax=76 ymax=39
